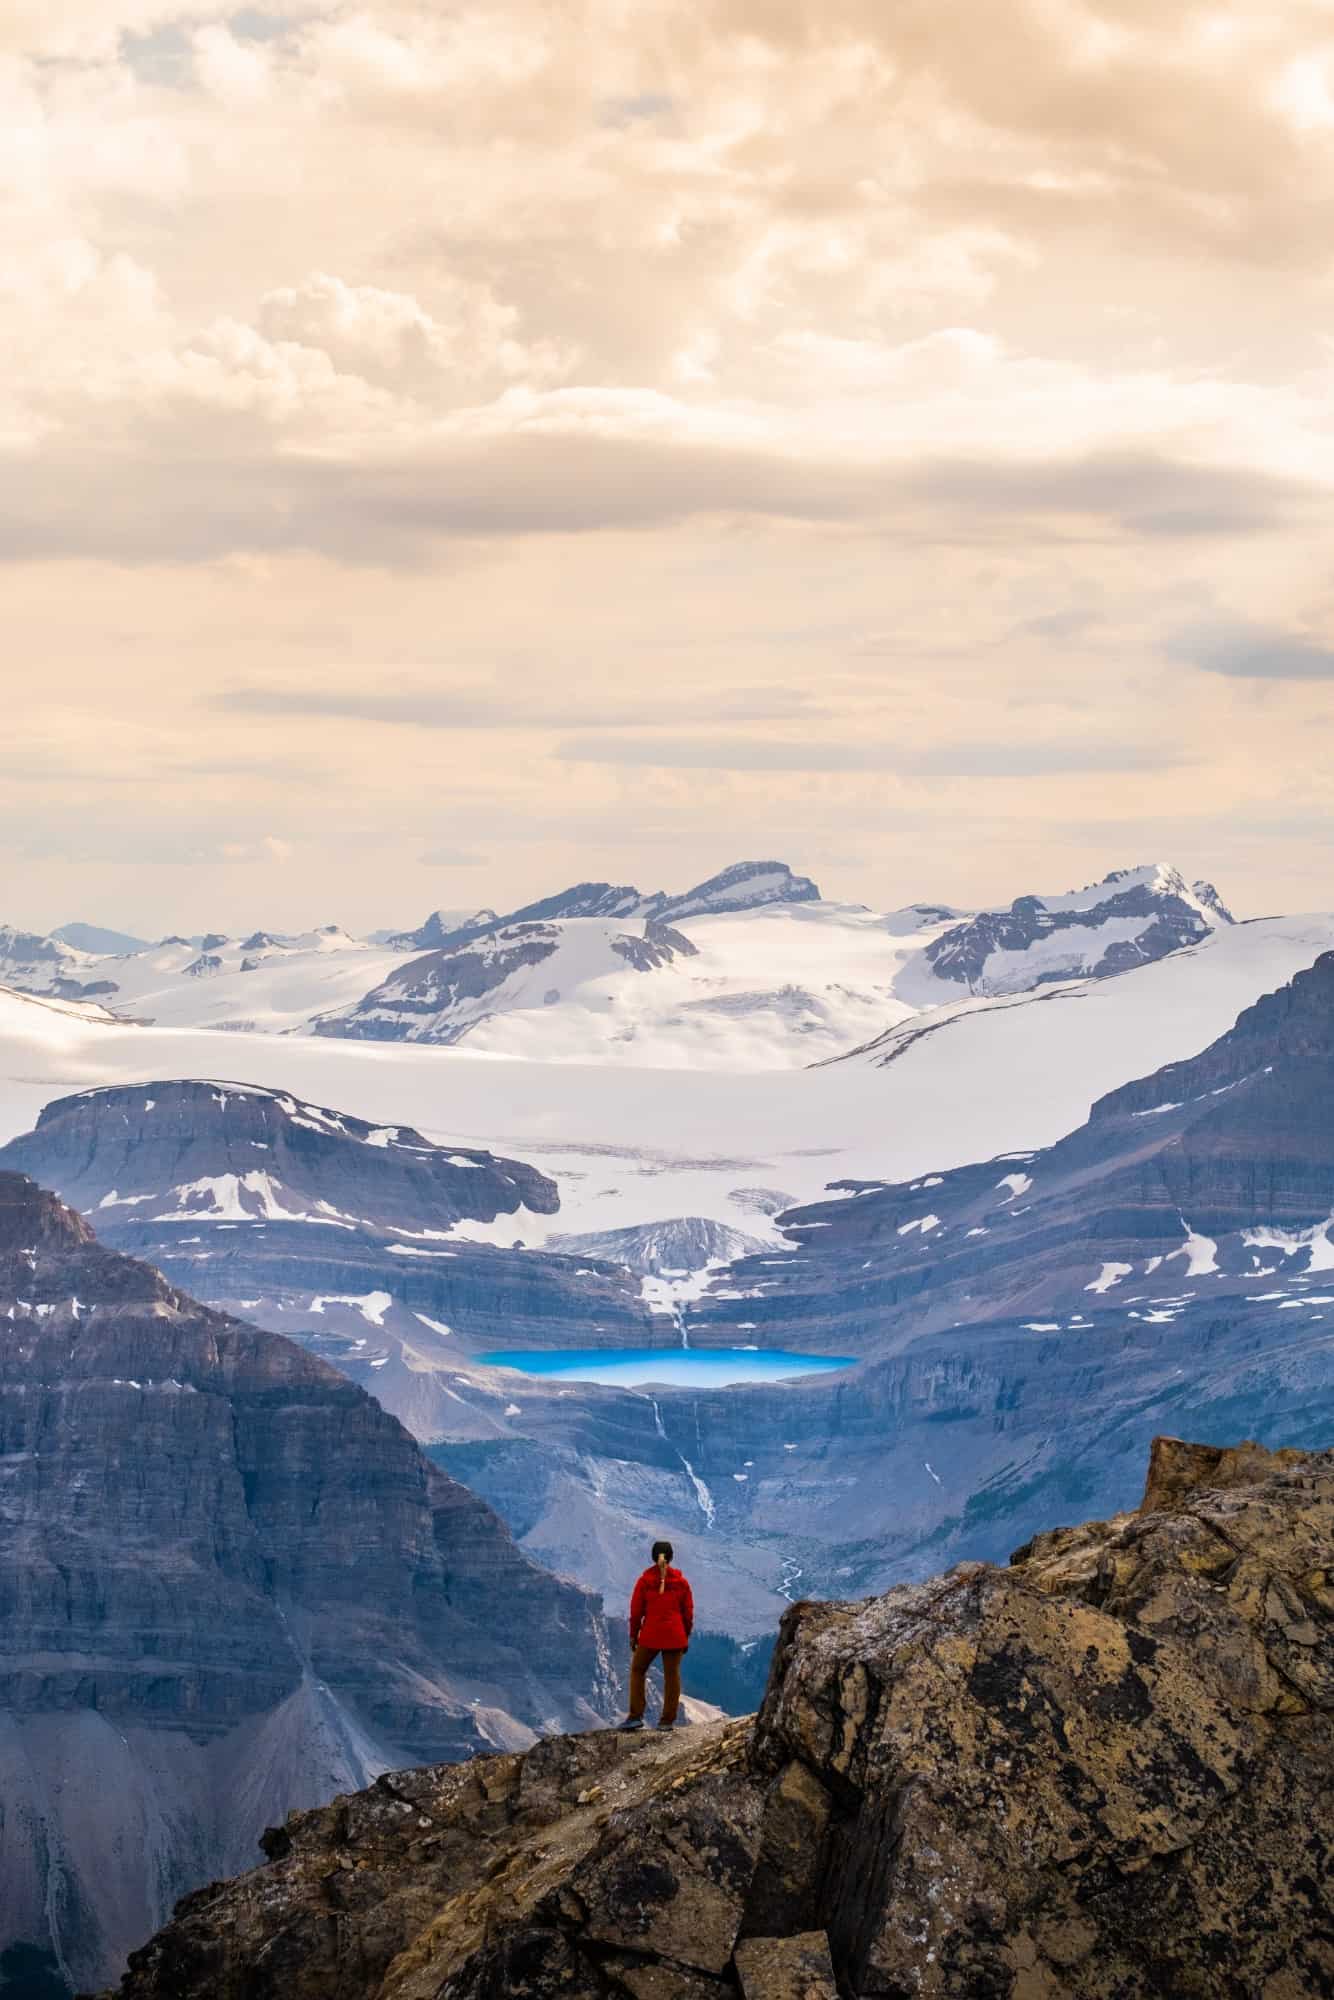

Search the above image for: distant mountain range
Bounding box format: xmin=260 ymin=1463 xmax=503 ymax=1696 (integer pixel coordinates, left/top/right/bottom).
xmin=51 ymin=921 xmax=151 ymax=955
xmin=1 ymin=860 xmax=1241 ymax=1069
xmin=1 ymin=857 xmax=1332 ymax=1993
xmin=6 ymin=941 xmax=1334 ymax=1654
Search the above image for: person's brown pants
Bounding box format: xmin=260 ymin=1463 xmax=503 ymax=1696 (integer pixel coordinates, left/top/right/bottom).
xmin=629 ymin=1645 xmax=683 ymax=1724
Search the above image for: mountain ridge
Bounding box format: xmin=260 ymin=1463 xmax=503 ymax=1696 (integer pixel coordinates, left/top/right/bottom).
xmin=3 ymin=859 xmax=1238 ymax=1067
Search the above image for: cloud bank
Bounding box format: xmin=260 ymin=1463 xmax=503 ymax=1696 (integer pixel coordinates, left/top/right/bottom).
xmin=4 ymin=1 xmax=1334 ymax=928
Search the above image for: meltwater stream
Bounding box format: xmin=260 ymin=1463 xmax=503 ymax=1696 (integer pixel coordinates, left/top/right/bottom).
xmin=648 ymin=1394 xmax=716 ymax=1528
xmin=476 ymin=1348 xmax=856 ymax=1534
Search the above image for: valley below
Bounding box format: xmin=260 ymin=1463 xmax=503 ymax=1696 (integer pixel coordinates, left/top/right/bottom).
xmin=2 ymin=861 xmax=1334 ymax=1990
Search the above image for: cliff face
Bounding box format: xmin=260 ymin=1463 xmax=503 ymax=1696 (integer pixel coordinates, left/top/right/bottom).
xmin=0 ymin=1081 xmax=659 ymax=1443
xmin=0 ymin=1173 xmax=614 ymax=1993
xmin=0 ymin=1079 xmax=560 ymax=1228
xmin=97 ymin=1438 xmax=1333 ymax=2000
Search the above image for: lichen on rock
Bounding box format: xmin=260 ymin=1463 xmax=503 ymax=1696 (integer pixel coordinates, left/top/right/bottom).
xmin=97 ymin=1437 xmax=1334 ymax=1999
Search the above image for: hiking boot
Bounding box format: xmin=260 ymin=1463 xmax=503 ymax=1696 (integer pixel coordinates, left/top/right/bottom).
xmin=617 ymin=1715 xmax=645 ymax=1732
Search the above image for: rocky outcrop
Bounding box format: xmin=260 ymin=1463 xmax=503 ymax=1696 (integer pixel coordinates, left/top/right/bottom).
xmin=96 ymin=1439 xmax=1334 ymax=1999
xmin=610 ymin=921 xmax=698 ymax=972
xmin=0 ymin=1080 xmax=559 ymax=1230
xmin=0 ymin=1173 xmax=614 ymax=1992
xmin=326 ymin=926 xmax=566 ymax=1043
xmin=889 ymin=863 xmax=1232 ymax=1006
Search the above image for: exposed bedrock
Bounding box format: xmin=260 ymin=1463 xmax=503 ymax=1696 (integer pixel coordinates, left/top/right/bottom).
xmin=97 ymin=1438 xmax=1334 ymax=2000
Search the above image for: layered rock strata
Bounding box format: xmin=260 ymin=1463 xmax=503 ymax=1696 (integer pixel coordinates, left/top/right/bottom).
xmin=0 ymin=1173 xmax=613 ymax=1991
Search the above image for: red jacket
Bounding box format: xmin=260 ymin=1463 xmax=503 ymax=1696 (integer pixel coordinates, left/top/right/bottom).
xmin=630 ymin=1564 xmax=694 ymax=1652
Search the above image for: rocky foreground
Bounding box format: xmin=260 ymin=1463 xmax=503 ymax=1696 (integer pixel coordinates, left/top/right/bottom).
xmin=97 ymin=1437 xmax=1333 ymax=1999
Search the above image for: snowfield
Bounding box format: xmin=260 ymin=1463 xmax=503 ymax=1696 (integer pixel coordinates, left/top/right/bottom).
xmin=80 ymin=928 xmax=410 ymax=1035
xmin=358 ymin=900 xmax=953 ymax=1068
xmin=4 ymin=913 xmax=1333 ymax=1245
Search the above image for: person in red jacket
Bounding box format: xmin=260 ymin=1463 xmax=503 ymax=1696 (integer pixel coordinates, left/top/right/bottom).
xmin=619 ymin=1539 xmax=694 ymax=1730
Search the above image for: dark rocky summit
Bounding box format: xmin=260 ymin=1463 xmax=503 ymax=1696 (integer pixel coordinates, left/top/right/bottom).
xmin=879 ymin=864 xmax=1233 ymax=1010
xmin=95 ymin=1438 xmax=1334 ymax=1999
xmin=380 ymin=863 xmax=821 ymax=969
xmin=0 ymin=1173 xmax=614 ymax=1992
xmin=0 ymin=1079 xmax=559 ymax=1233
xmin=651 ymin=862 xmax=821 ymax=924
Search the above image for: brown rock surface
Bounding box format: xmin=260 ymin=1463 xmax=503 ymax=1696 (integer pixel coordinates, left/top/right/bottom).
xmin=98 ymin=1436 xmax=1334 ymax=1999
xmin=734 ymin=1931 xmax=838 ymax=1999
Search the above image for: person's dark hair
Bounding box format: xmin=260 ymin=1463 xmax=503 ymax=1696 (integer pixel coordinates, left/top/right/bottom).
xmin=651 ymin=1540 xmax=674 ymax=1563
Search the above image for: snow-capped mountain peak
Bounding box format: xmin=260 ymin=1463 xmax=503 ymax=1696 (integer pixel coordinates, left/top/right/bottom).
xmin=385 ymin=860 xmax=821 ymax=956
xmin=652 ymin=860 xmax=821 ymax=921
xmin=895 ymin=861 xmax=1234 ymax=1003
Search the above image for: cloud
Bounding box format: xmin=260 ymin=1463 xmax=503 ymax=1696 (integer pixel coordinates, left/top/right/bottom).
xmin=554 ymin=736 xmax=1189 ymax=775
xmin=901 ymin=450 xmax=1309 ymax=538
xmin=418 ymin=844 xmax=489 ymax=865
xmin=0 ymin=812 xmax=295 ymax=867
xmin=218 ymin=834 xmax=295 ymax=863
xmin=213 ymin=680 xmax=827 ymax=728
xmin=6 ymin=0 xmax=1334 ymax=935
xmin=4 ymin=432 xmax=1314 ymax=567
xmin=1167 ymin=615 xmax=1334 ymax=680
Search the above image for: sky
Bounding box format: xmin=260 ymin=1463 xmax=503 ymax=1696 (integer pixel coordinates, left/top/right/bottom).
xmin=4 ymin=0 xmax=1334 ymax=934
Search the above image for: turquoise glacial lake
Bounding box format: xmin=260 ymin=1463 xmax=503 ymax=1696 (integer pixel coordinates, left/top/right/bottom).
xmin=477 ymin=1347 xmax=856 ymax=1388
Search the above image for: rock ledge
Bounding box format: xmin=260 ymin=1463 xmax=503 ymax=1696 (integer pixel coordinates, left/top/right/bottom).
xmin=97 ymin=1438 xmax=1334 ymax=1999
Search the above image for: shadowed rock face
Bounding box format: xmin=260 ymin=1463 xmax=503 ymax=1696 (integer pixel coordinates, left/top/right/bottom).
xmin=0 ymin=1081 xmax=659 ymax=1449
xmin=0 ymin=1079 xmax=559 ymax=1229
xmin=0 ymin=1173 xmax=614 ymax=1993
xmin=918 ymin=863 xmax=1232 ymax=998
xmin=95 ymin=1439 xmax=1334 ymax=2000
xmin=315 ymin=917 xmax=702 ymax=1047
